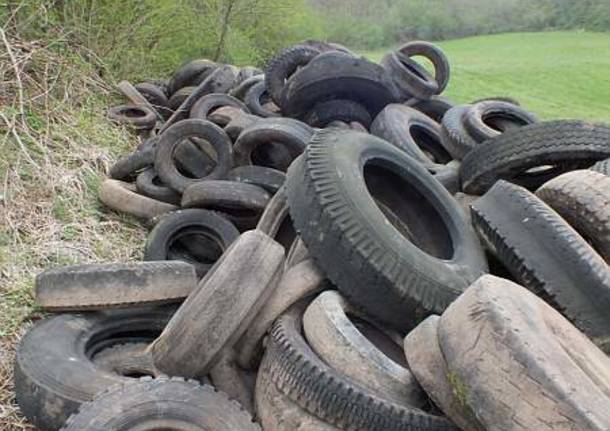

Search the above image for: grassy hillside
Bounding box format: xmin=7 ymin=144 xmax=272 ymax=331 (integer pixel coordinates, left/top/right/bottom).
xmin=365 ymin=32 xmax=610 ymax=123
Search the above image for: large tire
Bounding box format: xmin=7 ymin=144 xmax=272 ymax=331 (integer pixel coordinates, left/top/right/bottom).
xmin=285 ymin=128 xmax=487 ymax=329
xmin=99 ymin=179 xmax=178 ymax=220
xmin=235 ymin=258 xmax=325 ymax=370
xmin=381 ymin=52 xmax=438 ymax=101
xmin=303 ymin=290 xmax=426 ymax=407
xmin=439 ymin=105 xmax=476 ymax=160
xmin=371 ymin=104 xmax=453 ymax=165
xmin=150 ymin=230 xmax=285 ymax=378
xmin=408 ymin=95 xmax=455 ymax=123
xmin=154 ymin=119 xmax=233 ymax=192
xmin=460 ymin=120 xmax=610 ymax=194
xmin=167 ymin=59 xmax=217 ymax=96
xmin=15 ymin=310 xmax=171 ymax=431
xmin=438 ymin=275 xmax=610 ymax=431
xmin=226 ymin=165 xmax=286 ymax=194
xmin=537 ymin=170 xmax=610 ymax=262
xmin=462 ymin=100 xmax=537 ymax=143
xmin=35 ymin=261 xmax=196 ymax=311
xmin=471 ymin=180 xmax=610 ymax=351
xmin=134 ymin=82 xmax=172 ymax=120
xmin=259 ymin=306 xmax=457 ymax=431
xmin=404 ymin=316 xmax=484 ymax=431
xmin=397 ymin=41 xmax=450 ymax=94
xmin=303 ymin=99 xmax=372 ymax=129
xmin=61 ymin=377 xmax=260 ymax=430
xmin=282 ymin=52 xmax=400 ymax=121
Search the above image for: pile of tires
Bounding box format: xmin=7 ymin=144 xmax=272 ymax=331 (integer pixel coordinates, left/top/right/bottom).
xmin=14 ymin=39 xmax=610 ymax=431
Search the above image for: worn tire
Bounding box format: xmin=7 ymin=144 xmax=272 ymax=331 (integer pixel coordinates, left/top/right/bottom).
xmin=61 ymin=377 xmax=260 ymax=430
xmin=167 ymin=59 xmax=217 ymax=96
xmin=265 ymin=45 xmax=320 ymax=107
xmin=304 ymin=99 xmax=372 ymax=129
xmin=234 ymin=117 xmax=313 ymax=171
xmin=404 ymin=316 xmax=484 ymax=431
xmin=189 ymin=93 xmax=249 ymax=120
xmin=463 ymin=100 xmax=538 ymax=142
xmin=15 ymin=310 xmax=171 ymax=431
xmin=536 ymin=170 xmax=610 ymax=262
xmin=282 ymin=52 xmax=400 ymax=121
xmin=439 ymin=105 xmax=476 ymax=160
xmin=108 ymin=146 xmax=154 ymax=180
xmin=591 ymin=157 xmax=610 ymax=176
xmin=226 ymin=165 xmax=286 ymax=194
xmin=408 ymin=96 xmax=455 ymax=123
xmin=154 ymin=119 xmax=233 ymax=192
xmin=144 ymin=209 xmax=239 ymax=277
xmin=150 ymin=230 xmax=285 ymax=377
xmin=136 ymin=167 xmax=181 ymax=205
xmin=168 ymin=86 xmax=196 ymax=111
xmin=438 ymin=275 xmax=610 ymax=431
xmin=182 ymin=180 xmax=271 ymax=230
xmin=35 ymin=261 xmax=196 ymax=311
xmin=92 ymin=343 xmax=157 ymax=377
xmin=259 ymin=306 xmax=458 ymax=431
xmin=397 ymin=41 xmax=450 ymax=94
xmin=381 ymin=52 xmax=439 ymax=101
xmin=245 ymin=81 xmax=281 ymax=118
xmin=230 ymin=74 xmax=264 ymax=101
xmin=471 ymin=180 xmax=610 ymax=350
xmin=99 ymin=179 xmax=178 ymax=220
xmin=371 ymin=104 xmax=453 ymax=164
xmin=286 ymin=128 xmax=487 ymax=329
xmin=235 ymin=258 xmax=325 ymax=369
xmin=303 ymin=290 xmax=426 ymax=407
xmin=460 ymin=120 xmax=610 ymax=194
xmin=134 ymin=82 xmax=171 ymax=119
xmin=107 ymin=105 xmax=156 ymax=130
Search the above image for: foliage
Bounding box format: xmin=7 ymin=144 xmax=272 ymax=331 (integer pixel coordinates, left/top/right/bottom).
xmin=1 ymin=0 xmax=324 ymax=81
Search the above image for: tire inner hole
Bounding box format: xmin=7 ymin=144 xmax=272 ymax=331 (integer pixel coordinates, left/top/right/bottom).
xmin=251 ymin=142 xmax=298 ymax=171
xmin=170 ymin=227 xmax=224 ymax=265
xmin=174 ymin=138 xmax=217 ymax=179
xmin=122 ymin=108 xmax=147 ymax=118
xmin=364 ymin=162 xmax=454 ymax=259
xmin=347 ymin=313 xmax=408 ymax=368
xmin=483 ymin=112 xmax=529 ymax=132
xmin=410 ymin=125 xmax=452 ymax=164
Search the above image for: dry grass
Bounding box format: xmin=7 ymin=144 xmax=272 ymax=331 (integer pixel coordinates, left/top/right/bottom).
xmin=0 ymin=30 xmax=147 ymax=429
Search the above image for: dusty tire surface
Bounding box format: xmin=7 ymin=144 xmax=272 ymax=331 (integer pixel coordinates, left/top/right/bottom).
xmin=404 ymin=316 xmax=484 ymax=431
xmin=15 ymin=310 xmax=171 ymax=431
xmin=235 ymin=258 xmax=325 ymax=370
xmin=259 ymin=306 xmax=458 ymax=431
xmin=462 ymin=100 xmax=537 ymax=142
xmin=227 ymin=165 xmax=286 ymax=194
xmin=109 ymin=144 xmax=155 ymax=180
xmin=154 ymin=119 xmax=233 ymax=192
xmin=92 ymin=343 xmax=157 ymax=377
xmin=303 ymin=290 xmax=426 ymax=407
xmin=99 ymin=179 xmax=178 ymax=220
xmin=150 ymin=230 xmax=285 ymax=378
xmin=439 ymin=105 xmax=476 ymax=160
xmin=189 ymin=93 xmax=249 ymax=120
xmin=61 ymin=377 xmax=260 ymax=430
xmin=286 ymin=128 xmax=487 ymax=329
xmin=35 ymin=261 xmax=197 ymax=311
xmin=591 ymin=157 xmax=610 ymax=175
xmin=438 ymin=275 xmax=610 ymax=431
xmin=471 ymin=180 xmax=610 ymax=350
xmin=460 ymin=120 xmax=610 ymax=194
xmin=107 ymin=105 xmax=156 ymax=130
xmin=536 ymin=170 xmax=610 ymax=262
xmin=136 ymin=167 xmax=181 ymax=205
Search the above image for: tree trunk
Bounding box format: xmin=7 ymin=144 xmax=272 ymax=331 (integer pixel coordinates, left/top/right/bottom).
xmin=214 ymin=0 xmax=237 ymax=61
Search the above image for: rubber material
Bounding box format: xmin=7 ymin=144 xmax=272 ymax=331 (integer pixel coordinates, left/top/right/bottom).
xmin=226 ymin=165 xmax=286 ymax=194
xmin=99 ymin=179 xmax=178 ymax=220
xmin=136 ymin=167 xmax=181 ymax=205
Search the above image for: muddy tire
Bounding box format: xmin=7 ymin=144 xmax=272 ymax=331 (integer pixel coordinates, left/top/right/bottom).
xmin=471 ymin=180 xmax=610 ymax=350
xmin=150 ymin=230 xmax=285 ymax=378
xmin=259 ymin=306 xmax=457 ymax=431
xmin=15 ymin=310 xmax=171 ymax=431
xmin=92 ymin=343 xmax=157 ymax=377
xmin=99 ymin=179 xmax=178 ymax=220
xmin=154 ymin=119 xmax=233 ymax=192
xmin=285 ymin=128 xmax=487 ymax=329
xmin=404 ymin=316 xmax=484 ymax=431
xmin=460 ymin=120 xmax=610 ymax=194
xmin=35 ymin=261 xmax=196 ymax=311
xmin=303 ymin=290 xmax=425 ymax=407
xmin=438 ymin=275 xmax=610 ymax=431
xmin=537 ymin=170 xmax=610 ymax=262
xmin=61 ymin=377 xmax=260 ymax=430
xmin=235 ymin=258 xmax=325 ymax=369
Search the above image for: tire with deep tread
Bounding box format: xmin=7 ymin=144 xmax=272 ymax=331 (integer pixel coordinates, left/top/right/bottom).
xmin=461 ymin=120 xmax=610 ymax=194
xmin=285 ymin=128 xmax=487 ymax=329
xmin=440 ymin=105 xmax=476 ymax=160
xmin=260 ymin=306 xmax=458 ymax=431
xmin=265 ymin=45 xmax=320 ymax=107
xmin=60 ymin=377 xmax=260 ymax=430
xmin=591 ymin=157 xmax=610 ymax=176
xmin=471 ymin=180 xmax=610 ymax=350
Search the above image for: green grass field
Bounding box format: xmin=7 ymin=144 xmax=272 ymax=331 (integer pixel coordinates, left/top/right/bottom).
xmin=365 ymin=31 xmax=610 ymax=123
